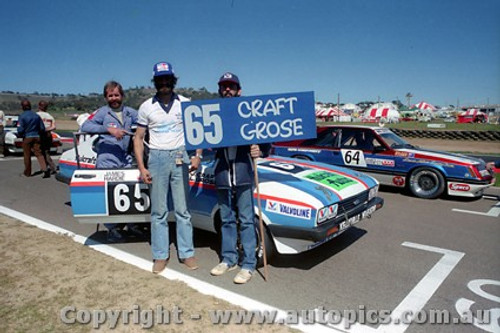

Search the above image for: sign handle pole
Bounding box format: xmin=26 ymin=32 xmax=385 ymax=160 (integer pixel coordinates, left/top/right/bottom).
xmin=253 ymin=157 xmax=268 ymax=281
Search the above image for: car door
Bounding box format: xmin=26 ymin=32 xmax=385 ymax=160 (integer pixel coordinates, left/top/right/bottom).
xmin=337 ymin=128 xmax=392 ymax=172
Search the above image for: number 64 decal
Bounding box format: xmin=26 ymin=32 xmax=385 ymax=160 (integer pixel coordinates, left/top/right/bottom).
xmin=108 ymin=182 xmax=151 ymax=215
xmin=341 ymin=149 xmax=367 ymax=167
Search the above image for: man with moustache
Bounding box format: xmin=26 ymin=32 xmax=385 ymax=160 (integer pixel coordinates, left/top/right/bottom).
xmin=210 ymin=72 xmax=270 ymax=284
xmin=81 ymin=80 xmax=144 ymax=242
xmin=134 ymin=62 xmax=202 ymax=274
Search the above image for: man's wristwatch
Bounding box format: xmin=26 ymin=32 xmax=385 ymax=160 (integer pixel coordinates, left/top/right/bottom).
xmin=191 ymin=154 xmax=203 ymax=160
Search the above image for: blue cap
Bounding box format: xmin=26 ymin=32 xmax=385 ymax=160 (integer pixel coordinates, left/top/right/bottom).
xmin=153 ymin=62 xmax=175 ymax=77
xmin=218 ymin=72 xmax=240 ymax=88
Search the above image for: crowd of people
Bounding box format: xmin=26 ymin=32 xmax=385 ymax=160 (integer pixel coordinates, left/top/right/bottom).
xmin=6 ymin=61 xmax=266 ymax=284
xmin=12 ymin=99 xmax=58 ymax=178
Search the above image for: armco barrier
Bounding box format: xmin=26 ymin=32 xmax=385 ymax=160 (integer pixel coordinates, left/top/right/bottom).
xmin=390 ymin=129 xmax=500 ymax=141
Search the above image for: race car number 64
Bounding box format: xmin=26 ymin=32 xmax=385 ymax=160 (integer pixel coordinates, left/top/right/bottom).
xmin=341 ymin=149 xmax=367 ymax=167
xmin=184 ymin=104 xmax=223 ymax=146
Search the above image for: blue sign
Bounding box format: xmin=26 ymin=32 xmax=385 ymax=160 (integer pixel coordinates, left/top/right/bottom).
xmin=182 ymin=91 xmax=316 ymax=150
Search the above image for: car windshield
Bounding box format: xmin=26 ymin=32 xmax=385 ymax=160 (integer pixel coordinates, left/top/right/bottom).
xmin=379 ymin=131 xmax=414 ymax=148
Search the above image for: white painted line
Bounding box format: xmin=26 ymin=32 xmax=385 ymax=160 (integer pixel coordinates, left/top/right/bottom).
xmin=376 ymin=242 xmax=464 ymax=333
xmin=452 ymin=201 xmax=500 ymax=218
xmin=0 ymin=156 xmax=24 ymax=161
xmin=0 ymin=205 xmax=336 ymax=333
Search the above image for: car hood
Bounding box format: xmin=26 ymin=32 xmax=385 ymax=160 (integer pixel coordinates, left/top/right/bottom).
xmin=256 ymin=156 xmax=378 ymax=208
xmin=395 ymin=147 xmax=484 ymax=166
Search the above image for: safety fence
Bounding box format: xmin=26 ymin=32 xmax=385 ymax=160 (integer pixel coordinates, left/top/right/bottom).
xmin=391 ymin=129 xmax=500 ymax=141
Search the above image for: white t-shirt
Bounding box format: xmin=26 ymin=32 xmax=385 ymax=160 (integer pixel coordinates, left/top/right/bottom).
xmin=37 ymin=111 xmax=55 ymax=130
xmin=137 ymin=94 xmax=190 ymax=150
xmin=0 ymin=110 xmax=4 ymax=126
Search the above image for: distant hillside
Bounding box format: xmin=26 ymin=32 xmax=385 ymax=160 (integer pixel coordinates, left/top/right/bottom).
xmin=0 ymin=87 xmax=219 ymax=116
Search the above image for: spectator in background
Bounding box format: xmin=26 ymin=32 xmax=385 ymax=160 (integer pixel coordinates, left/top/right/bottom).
xmin=36 ymin=100 xmax=57 ymax=174
xmin=17 ymin=99 xmax=49 ymax=177
xmin=81 ymin=81 xmax=145 ymax=242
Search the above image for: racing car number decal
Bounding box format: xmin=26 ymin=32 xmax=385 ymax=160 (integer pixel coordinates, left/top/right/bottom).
xmin=341 ymin=149 xmax=367 ymax=167
xmin=108 ymin=182 xmax=151 ymax=215
xmin=259 ymin=161 xmax=305 ymax=174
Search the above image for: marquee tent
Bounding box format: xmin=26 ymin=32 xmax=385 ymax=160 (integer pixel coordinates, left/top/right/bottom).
xmin=412 ymin=101 xmax=436 ymax=111
xmin=315 ymin=107 xmax=351 ymax=121
xmin=362 ymin=104 xmax=400 ymax=122
xmin=341 ymin=103 xmax=362 ymax=114
xmin=459 ymin=109 xmax=485 ymax=116
xmin=457 ymin=109 xmax=488 ymax=123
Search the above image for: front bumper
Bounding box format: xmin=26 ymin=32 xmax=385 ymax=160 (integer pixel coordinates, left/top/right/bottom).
xmin=447 ymin=178 xmax=495 ymax=197
xmin=267 ymin=197 xmax=384 ymax=254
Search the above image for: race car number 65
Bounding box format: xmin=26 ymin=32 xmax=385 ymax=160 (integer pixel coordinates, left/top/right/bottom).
xmin=109 ymin=183 xmax=151 ymax=214
xmin=184 ymin=104 xmax=223 ymax=146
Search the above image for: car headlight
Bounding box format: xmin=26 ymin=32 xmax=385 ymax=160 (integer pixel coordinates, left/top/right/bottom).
xmin=368 ymin=185 xmax=379 ymax=201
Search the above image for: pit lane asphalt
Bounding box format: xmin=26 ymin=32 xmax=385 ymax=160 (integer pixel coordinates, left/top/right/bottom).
xmin=1 ymin=155 xmax=499 ymax=333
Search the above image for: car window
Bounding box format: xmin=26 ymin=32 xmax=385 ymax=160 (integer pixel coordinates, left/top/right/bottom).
xmin=339 ymin=129 xmax=381 ymax=150
xmin=5 ymin=118 xmax=18 ymax=128
xmin=302 ymin=128 xmax=339 ymax=147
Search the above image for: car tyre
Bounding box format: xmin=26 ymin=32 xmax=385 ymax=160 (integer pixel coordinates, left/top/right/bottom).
xmin=408 ymin=167 xmax=445 ymax=199
xmin=3 ymin=144 xmax=11 ymax=157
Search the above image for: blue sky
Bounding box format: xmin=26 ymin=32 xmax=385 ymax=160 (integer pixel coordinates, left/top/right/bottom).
xmin=1 ymin=0 xmax=499 ymax=107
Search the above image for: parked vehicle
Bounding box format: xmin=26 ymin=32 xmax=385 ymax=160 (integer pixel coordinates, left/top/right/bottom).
xmin=272 ymin=125 xmax=495 ymax=199
xmin=57 ymin=134 xmax=384 ymax=263
xmin=2 ymin=115 xmax=62 ymax=156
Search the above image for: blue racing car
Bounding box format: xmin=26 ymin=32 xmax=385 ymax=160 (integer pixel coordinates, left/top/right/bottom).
xmin=57 ymin=133 xmax=384 ymax=263
xmin=272 ymin=125 xmax=495 ymax=199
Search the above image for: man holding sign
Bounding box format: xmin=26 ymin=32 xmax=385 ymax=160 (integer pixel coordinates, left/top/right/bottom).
xmin=209 ymin=73 xmax=270 ymax=284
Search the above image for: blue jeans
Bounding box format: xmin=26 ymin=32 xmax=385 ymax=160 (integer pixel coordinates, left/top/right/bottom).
xmin=148 ymin=149 xmax=194 ymax=260
xmin=216 ymin=185 xmax=256 ymax=271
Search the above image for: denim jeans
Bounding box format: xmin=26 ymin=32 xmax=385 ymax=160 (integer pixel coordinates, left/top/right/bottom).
xmin=216 ymin=185 xmax=256 ymax=271
xmin=148 ymin=149 xmax=194 ymax=260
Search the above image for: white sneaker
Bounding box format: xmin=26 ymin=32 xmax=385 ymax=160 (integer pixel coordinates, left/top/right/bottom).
xmin=210 ymin=262 xmax=237 ymax=276
xmin=233 ymin=269 xmax=253 ymax=284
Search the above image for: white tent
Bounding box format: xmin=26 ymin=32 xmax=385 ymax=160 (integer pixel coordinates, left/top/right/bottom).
xmin=341 ymin=103 xmax=362 ymax=115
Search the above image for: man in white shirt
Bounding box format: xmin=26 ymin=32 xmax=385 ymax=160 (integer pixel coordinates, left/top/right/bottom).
xmin=36 ymin=100 xmax=57 ymax=173
xmin=134 ymin=61 xmax=202 ymax=274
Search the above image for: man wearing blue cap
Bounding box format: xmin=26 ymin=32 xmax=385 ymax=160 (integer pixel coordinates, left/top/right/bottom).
xmin=210 ymin=72 xmax=270 ymax=284
xmin=134 ymin=62 xmax=202 ymax=274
